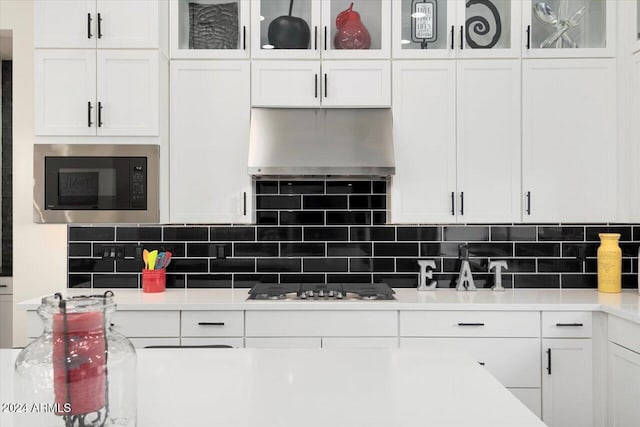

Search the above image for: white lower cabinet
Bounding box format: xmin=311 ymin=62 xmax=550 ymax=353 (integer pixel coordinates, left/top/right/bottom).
xmin=321 ymin=337 xmax=398 ymax=349
xmin=128 ymin=338 xmax=180 ymax=348
xmin=400 ymin=337 xmax=540 ymax=388
xmin=181 ymin=337 xmax=244 ymax=348
xmin=0 ymin=294 xmax=12 ymax=348
xmin=245 ymin=337 xmax=322 ymax=349
xmin=542 ymin=338 xmax=593 ymax=427
xmin=608 ymin=316 xmax=640 ymax=427
xmin=608 ymin=342 xmax=640 ymax=427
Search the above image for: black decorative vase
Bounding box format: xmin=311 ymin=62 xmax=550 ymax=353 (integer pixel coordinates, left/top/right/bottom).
xmin=268 ymin=0 xmax=311 ymax=49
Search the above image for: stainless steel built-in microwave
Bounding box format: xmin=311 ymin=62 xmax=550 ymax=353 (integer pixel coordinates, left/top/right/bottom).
xmin=34 ymin=144 xmax=159 ymax=223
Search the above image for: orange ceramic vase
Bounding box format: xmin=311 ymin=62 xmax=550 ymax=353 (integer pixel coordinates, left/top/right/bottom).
xmin=597 ymin=233 xmax=621 ymax=293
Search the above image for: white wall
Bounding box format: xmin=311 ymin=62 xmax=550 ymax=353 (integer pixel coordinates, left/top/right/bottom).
xmin=0 ymin=1 xmax=68 ymax=347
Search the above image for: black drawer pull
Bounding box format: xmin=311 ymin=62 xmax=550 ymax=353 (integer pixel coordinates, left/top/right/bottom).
xmin=97 ymin=13 xmax=102 ymax=39
xmin=87 ymin=101 xmax=93 ymax=127
xmin=450 ymin=26 xmax=454 ymax=50
xmin=478 ymin=362 xmax=485 ymax=366
xmin=87 ymin=13 xmax=92 ymax=39
xmin=555 ymin=323 xmax=584 ymax=327
xmin=457 ymin=322 xmax=484 ymax=326
xmin=242 ymin=26 xmax=246 ymax=50
xmin=97 ymin=101 xmax=103 ymax=127
xmin=198 ymin=322 xmax=225 ymax=326
xmin=110 ymin=323 xmax=115 ymax=327
xmin=546 ymin=348 xmax=552 ymax=375
xmin=0 ymin=285 xmax=7 ymax=288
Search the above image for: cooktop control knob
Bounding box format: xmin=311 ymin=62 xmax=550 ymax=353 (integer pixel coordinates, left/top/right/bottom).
xmin=299 ymin=293 xmax=307 ymax=299
xmin=328 ymin=290 xmax=335 ymax=298
xmin=318 ymin=290 xmax=324 ymax=297
xmin=336 ymin=292 xmax=344 ymax=299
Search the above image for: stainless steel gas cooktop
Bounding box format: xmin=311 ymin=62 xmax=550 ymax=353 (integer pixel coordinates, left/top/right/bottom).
xmin=247 ymin=283 xmax=396 ymax=301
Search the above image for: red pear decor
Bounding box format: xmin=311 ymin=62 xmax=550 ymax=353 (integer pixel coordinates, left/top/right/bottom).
xmin=334 ymin=2 xmax=371 ymax=49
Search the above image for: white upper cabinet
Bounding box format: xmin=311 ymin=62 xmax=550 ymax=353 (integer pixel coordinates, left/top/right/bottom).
xmin=35 ymin=49 xmax=160 ymax=136
xmin=34 ymin=50 xmax=96 ymax=136
xmin=96 ymin=51 xmax=159 ymax=136
xmin=252 ymin=60 xmax=390 ymax=107
xmin=34 ymin=0 xmax=160 ymax=49
xmin=392 ymin=0 xmax=521 ymax=59
xmin=523 ymin=0 xmax=616 ymax=58
xmin=170 ymin=0 xmax=250 ymax=58
xmin=522 ymin=59 xmax=616 ymax=222
xmin=251 ymin=0 xmax=390 ymax=59
xmin=170 ymin=61 xmax=252 ymax=223
xmin=635 ymin=0 xmax=640 ymax=53
xmin=391 ymin=59 xmax=520 ymax=224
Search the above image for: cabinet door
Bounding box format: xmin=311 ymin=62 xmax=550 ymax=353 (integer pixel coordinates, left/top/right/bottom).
xmin=251 ymin=0 xmax=322 ymax=59
xmin=96 ymin=50 xmax=159 ymax=136
xmin=34 ymin=0 xmax=96 ymax=48
xmin=542 ymin=338 xmax=593 ymax=427
xmin=392 ymin=0 xmax=456 ymax=59
xmin=170 ymin=0 xmax=250 ymax=58
xmin=608 ymin=342 xmax=640 ymax=427
xmin=391 ymin=61 xmax=456 ymax=223
xmin=96 ymin=0 xmax=159 ymax=48
xmin=170 ymin=61 xmax=252 ymax=223
xmin=522 ymin=59 xmax=616 ymax=222
xmin=456 ymin=59 xmax=520 ymax=223
xmin=251 ymin=60 xmax=321 ymax=107
xmin=321 ymin=60 xmax=390 ymax=107
xmin=456 ymin=0 xmax=521 ymax=59
xmin=523 ymin=0 xmax=616 ymax=58
xmin=321 ymin=0 xmax=391 ymax=59
xmin=34 ymin=50 xmax=96 ymax=136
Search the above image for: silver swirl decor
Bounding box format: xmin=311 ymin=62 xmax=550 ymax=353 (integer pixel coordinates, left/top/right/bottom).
xmin=465 ymin=0 xmax=502 ymax=49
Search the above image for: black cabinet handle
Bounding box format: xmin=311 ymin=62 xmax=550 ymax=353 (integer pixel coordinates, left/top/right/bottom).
xmin=555 ymin=323 xmax=584 ymax=327
xmin=315 ymin=74 xmax=318 ymax=98
xmin=242 ymin=26 xmax=246 ymax=50
xmin=450 ymin=26 xmax=454 ymax=50
xmin=324 ymin=26 xmax=327 ymax=50
xmin=457 ymin=323 xmax=484 ymax=326
xmin=460 ymin=192 xmax=464 ymax=216
xmin=450 ymin=192 xmax=455 ymax=216
xmin=314 ymin=26 xmax=318 ymax=50
xmin=110 ymin=323 xmax=115 ymax=327
xmin=97 ymin=13 xmax=102 ymax=39
xmin=0 ymin=284 xmax=7 ymax=288
xmin=198 ymin=322 xmax=225 ymax=326
xmin=87 ymin=13 xmax=92 ymax=39
xmin=459 ymin=26 xmax=464 ymax=50
xmin=97 ymin=101 xmax=103 ymax=127
xmin=87 ymin=101 xmax=93 ymax=127
xmin=526 ymin=25 xmax=531 ymax=50
xmin=243 ymin=192 xmax=247 ymax=216
xmin=546 ymin=348 xmax=552 ymax=374
xmin=478 ymin=362 xmax=485 ymax=366
xmin=324 ymin=73 xmax=328 ymax=98
xmin=526 ymin=191 xmax=531 ymax=215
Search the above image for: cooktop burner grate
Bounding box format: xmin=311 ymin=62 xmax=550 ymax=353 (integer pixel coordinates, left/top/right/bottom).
xmin=247 ymin=282 xmax=395 ymax=301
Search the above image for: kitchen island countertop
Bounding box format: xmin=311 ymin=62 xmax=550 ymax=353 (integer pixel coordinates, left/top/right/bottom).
xmin=0 ymin=347 xmax=544 ymax=427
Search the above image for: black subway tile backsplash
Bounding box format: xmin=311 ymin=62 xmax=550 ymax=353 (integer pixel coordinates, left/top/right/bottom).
xmin=69 ymin=227 xmax=115 ymax=241
xmin=116 ymin=227 xmax=162 ymax=241
xmin=303 ymin=195 xmax=348 ymax=210
xmin=257 ymin=227 xmax=302 ymax=241
xmin=304 ymin=227 xmax=349 ymax=241
xmin=164 ymin=227 xmax=208 ymax=241
xmin=67 ymin=180 xmax=640 ymax=290
xmin=211 ymin=227 xmax=255 ymax=241
xmin=326 ymin=211 xmax=371 ymax=225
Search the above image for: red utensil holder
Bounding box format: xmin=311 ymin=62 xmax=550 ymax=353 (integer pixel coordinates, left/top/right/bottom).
xmin=142 ymin=269 xmax=166 ymax=293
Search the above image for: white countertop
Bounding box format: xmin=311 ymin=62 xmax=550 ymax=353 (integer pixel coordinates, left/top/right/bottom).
xmin=0 ymin=348 xmax=544 ymax=427
xmin=17 ymin=288 xmax=640 ymax=323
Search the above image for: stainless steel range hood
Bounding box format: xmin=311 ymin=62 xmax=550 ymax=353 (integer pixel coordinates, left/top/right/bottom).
xmin=248 ymin=108 xmax=395 ymax=176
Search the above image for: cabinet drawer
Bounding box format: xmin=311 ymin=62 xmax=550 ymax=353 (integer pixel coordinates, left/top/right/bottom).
xmin=181 ymin=311 xmax=244 ymax=337
xmin=609 ymin=316 xmax=640 ymax=354
xmin=400 ymin=311 xmax=539 ymax=337
xmin=509 ymin=388 xmax=542 ymax=418
xmin=542 ymin=311 xmax=592 ymax=338
xmin=245 ymin=311 xmax=397 ymax=337
xmin=322 ymin=337 xmax=398 ymax=349
xmin=111 ymin=311 xmax=180 ymax=337
xmin=400 ymin=337 xmax=541 ymax=388
xmin=129 ymin=338 xmax=180 ymax=349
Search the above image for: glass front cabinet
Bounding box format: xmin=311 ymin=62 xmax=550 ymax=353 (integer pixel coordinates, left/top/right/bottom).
xmin=392 ymin=0 xmax=521 ymax=58
xmin=170 ymin=0 xmax=251 ymax=58
xmin=523 ymin=0 xmax=616 ymax=57
xmin=251 ymin=0 xmax=391 ymax=59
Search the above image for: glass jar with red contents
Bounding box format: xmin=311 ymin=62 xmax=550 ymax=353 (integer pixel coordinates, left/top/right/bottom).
xmin=14 ymin=292 xmax=136 ymax=426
